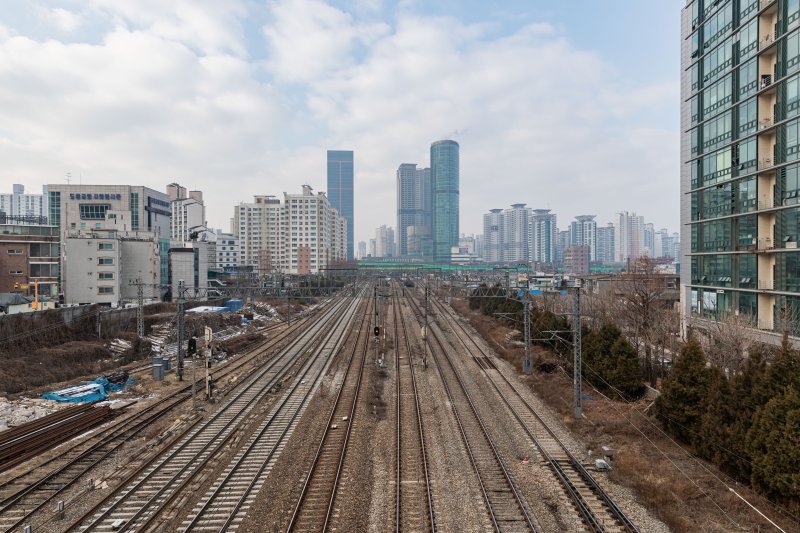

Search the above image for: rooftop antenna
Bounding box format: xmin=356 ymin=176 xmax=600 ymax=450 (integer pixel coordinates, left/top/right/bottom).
xmin=65 ymin=172 xmax=72 ymax=185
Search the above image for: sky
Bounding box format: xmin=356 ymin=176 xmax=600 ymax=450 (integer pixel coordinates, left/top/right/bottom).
xmin=0 ymin=0 xmax=683 ymax=245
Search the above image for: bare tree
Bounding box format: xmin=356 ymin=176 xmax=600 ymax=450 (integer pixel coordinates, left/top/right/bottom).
xmin=703 ymin=312 xmax=757 ymax=375
xmin=617 ymin=257 xmax=668 ymax=388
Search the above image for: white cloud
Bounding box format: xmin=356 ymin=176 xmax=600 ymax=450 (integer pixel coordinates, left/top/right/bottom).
xmin=0 ymin=1 xmax=679 ymax=244
xmin=87 ymin=0 xmax=249 ymax=56
xmin=259 ymin=10 xmax=678 ymax=240
xmin=264 ymin=0 xmax=390 ymax=83
xmin=37 ymin=7 xmax=83 ymax=33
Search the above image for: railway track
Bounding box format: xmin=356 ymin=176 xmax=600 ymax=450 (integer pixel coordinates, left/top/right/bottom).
xmin=431 ymin=295 xmax=639 ymax=533
xmin=406 ymin=291 xmax=541 ymax=532
xmin=66 ymin=294 xmax=359 ymax=532
xmin=178 ymin=292 xmax=368 ymax=533
xmin=392 ymin=285 xmax=434 ymax=533
xmin=0 ymin=304 xmax=323 ymax=533
xmin=285 ymin=291 xmax=372 ymax=532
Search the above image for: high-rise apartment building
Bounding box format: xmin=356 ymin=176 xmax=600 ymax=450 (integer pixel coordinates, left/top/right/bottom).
xmin=357 ymin=241 xmax=367 ymax=260
xmin=483 ymin=208 xmax=504 ymax=263
xmin=615 ymin=211 xmax=645 ymax=263
xmin=530 ymin=209 xmax=557 ymax=265
xmin=680 ymin=0 xmax=800 ymax=334
xmin=327 ymin=150 xmax=354 ymax=261
xmin=570 ymin=215 xmax=598 ymax=261
xmin=596 ymin=223 xmax=617 ymax=264
xmin=431 ymin=140 xmax=460 ymax=263
xmin=235 ymin=195 xmax=283 ymax=273
xmin=503 ymin=203 xmax=531 ymax=264
xmin=643 ymin=222 xmax=656 ymax=257
xmin=374 ymin=225 xmax=396 ymax=258
xmin=0 ymin=184 xmax=45 ymax=222
xmin=396 ymin=164 xmax=432 ymax=257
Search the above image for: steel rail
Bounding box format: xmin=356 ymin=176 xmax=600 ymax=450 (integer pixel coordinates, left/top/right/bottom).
xmin=177 ymin=289 xmax=368 ymax=532
xmin=405 ymin=291 xmax=540 ymax=532
xmin=392 ymin=283 xmax=435 ymax=533
xmin=285 ymin=290 xmax=373 ymax=532
xmin=67 ymin=295 xmax=354 ymax=532
xmin=432 ymin=297 xmax=640 ymax=533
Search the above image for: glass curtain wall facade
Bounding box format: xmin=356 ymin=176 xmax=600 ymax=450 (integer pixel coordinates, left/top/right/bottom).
xmin=430 ymin=140 xmax=460 ymax=263
xmin=682 ymin=0 xmax=800 ymax=335
xmin=327 ymin=150 xmax=354 ymax=261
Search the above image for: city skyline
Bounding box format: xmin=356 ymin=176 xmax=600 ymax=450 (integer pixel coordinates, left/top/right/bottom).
xmin=0 ymin=1 xmax=680 ymax=246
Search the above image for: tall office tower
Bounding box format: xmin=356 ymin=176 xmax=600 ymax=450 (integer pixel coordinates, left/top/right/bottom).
xmin=596 ymin=223 xmax=616 ymax=264
xmin=615 ymin=211 xmax=645 ymax=263
xmin=396 ymin=164 xmax=432 ymax=256
xmin=430 ymin=140 xmax=460 ymax=263
xmin=483 ymin=208 xmax=504 ymax=263
xmin=680 ymin=1 xmax=800 ymax=336
xmin=502 ymin=203 xmax=531 ymax=263
xmin=0 ymin=184 xmax=45 ymax=221
xmin=357 ymin=241 xmax=367 ymax=260
xmin=530 ymin=209 xmax=557 ymax=265
xmin=570 ymin=215 xmax=598 ymax=261
xmin=374 ymin=225 xmax=396 ymax=257
xmin=327 ymin=150 xmax=354 ymax=260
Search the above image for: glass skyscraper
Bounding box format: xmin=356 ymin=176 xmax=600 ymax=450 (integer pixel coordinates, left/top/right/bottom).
xmin=327 ymin=150 xmax=354 ymax=261
xmin=431 ymin=140 xmax=459 ymax=263
xmin=681 ymin=0 xmax=800 ymax=338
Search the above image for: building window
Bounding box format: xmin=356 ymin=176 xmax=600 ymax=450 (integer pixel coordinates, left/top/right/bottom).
xmin=9 ymin=270 xmax=22 ymax=275
xmin=98 ymin=258 xmax=114 ymax=265
xmin=98 ymin=286 xmax=114 ymax=295
xmin=7 ymin=249 xmax=22 ymax=254
xmin=130 ymin=192 xmax=140 ymax=230
xmin=98 ymin=242 xmax=114 ymax=250
xmin=98 ymin=272 xmax=114 ymax=280
xmin=79 ymin=204 xmax=111 ymax=220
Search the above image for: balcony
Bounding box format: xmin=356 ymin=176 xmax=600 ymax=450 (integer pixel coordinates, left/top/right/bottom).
xmin=757 ymin=319 xmax=774 ymax=330
xmin=759 ymin=34 xmax=775 ymax=50
xmin=758 ymin=158 xmax=774 ymax=170
xmin=760 ymin=0 xmax=776 ymax=9
xmin=758 ymin=116 xmax=774 ymax=130
xmin=760 ymin=74 xmax=773 ymax=89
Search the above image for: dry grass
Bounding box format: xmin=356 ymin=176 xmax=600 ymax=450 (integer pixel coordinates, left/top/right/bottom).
xmin=450 ymin=298 xmax=798 ymax=532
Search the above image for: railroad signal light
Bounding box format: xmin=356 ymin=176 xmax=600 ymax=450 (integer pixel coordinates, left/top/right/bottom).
xmin=374 ymin=326 xmax=380 ymax=337
xmin=188 ymin=337 xmax=197 ymax=356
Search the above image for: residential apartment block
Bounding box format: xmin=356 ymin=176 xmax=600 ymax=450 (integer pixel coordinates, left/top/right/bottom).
xmin=235 ymin=186 xmax=347 ymax=274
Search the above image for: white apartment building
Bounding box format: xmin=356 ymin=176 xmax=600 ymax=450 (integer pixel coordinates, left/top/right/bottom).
xmin=570 ymin=215 xmax=597 ymax=262
xmin=283 ymin=185 xmax=347 ymax=274
xmin=503 ymin=203 xmax=531 ymax=264
xmin=235 ymin=186 xmax=346 ymax=275
xmin=170 ymin=192 xmax=206 ymax=243
xmin=235 ymin=195 xmax=283 ymax=273
xmin=615 ymin=211 xmax=645 ymax=263
xmin=215 ymin=231 xmax=239 ymax=270
xmin=0 ymin=184 xmax=45 ymax=221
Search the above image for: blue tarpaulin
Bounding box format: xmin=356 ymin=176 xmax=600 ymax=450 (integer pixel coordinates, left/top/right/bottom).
xmin=42 ymin=374 xmax=136 ymax=403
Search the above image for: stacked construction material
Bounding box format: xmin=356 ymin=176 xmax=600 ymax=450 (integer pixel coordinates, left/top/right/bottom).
xmin=0 ymin=402 xmax=114 ymax=472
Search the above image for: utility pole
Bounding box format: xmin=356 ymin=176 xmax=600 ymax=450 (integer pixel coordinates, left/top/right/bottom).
xmin=177 ymin=279 xmax=185 ymax=381
xmin=423 ymin=286 xmax=429 ymax=368
xmin=523 ymin=298 xmax=532 ymax=374
xmin=136 ymin=276 xmax=144 ymax=339
xmin=287 ymin=294 xmax=291 ymax=326
xmin=572 ymin=281 xmax=582 ymax=418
